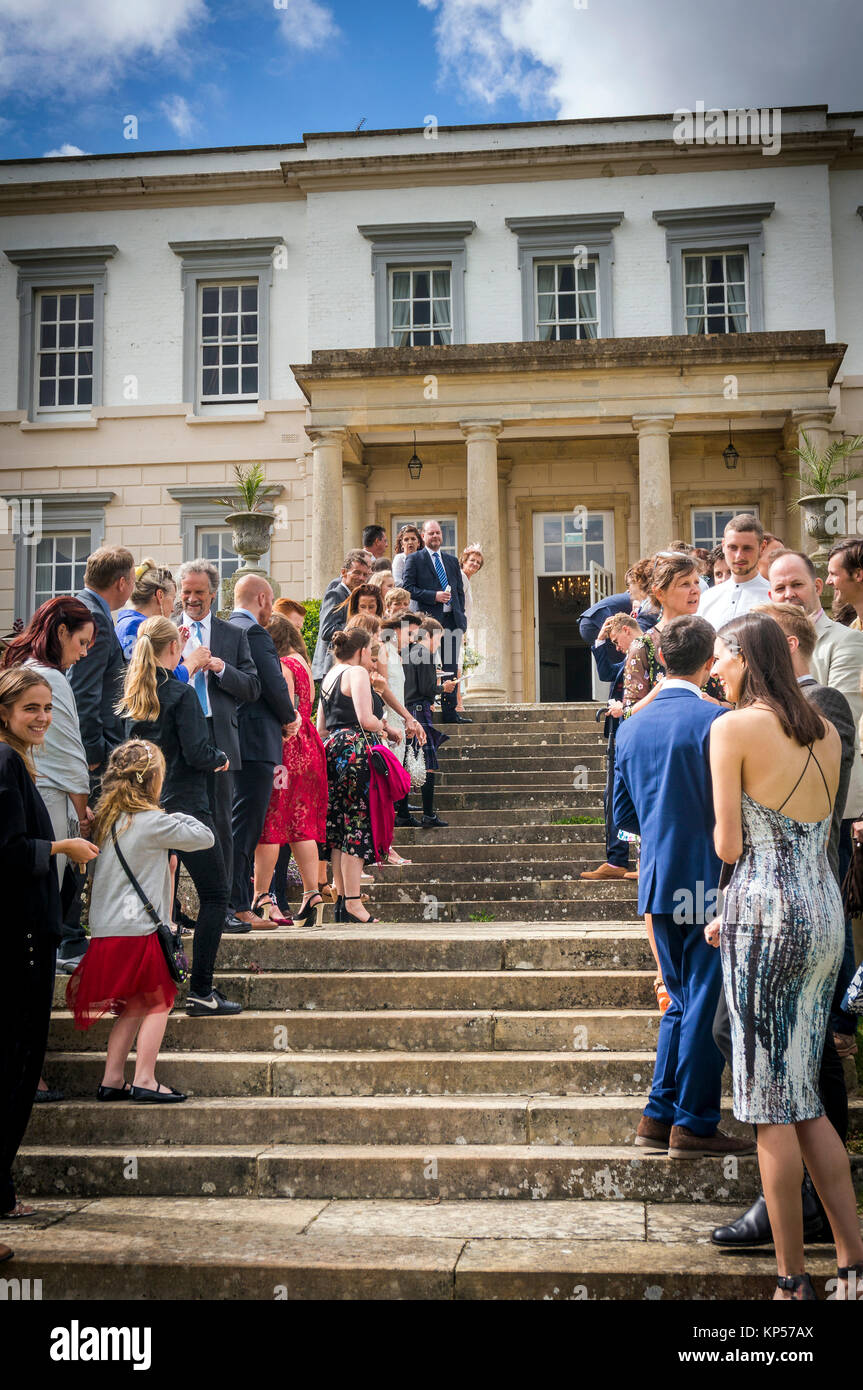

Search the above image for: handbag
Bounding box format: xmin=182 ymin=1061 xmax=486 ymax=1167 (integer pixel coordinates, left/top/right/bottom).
xmin=405 ymin=738 xmax=427 ymax=790
xmin=110 ymin=825 xmax=189 ymax=986
xmin=359 ymin=726 xmax=391 ymax=776
xmin=841 ymin=838 xmax=863 ymax=917
xmin=842 ymin=960 xmax=863 ymax=1016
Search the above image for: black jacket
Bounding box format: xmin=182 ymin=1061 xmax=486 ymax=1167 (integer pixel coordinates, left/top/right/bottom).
xmin=0 ymin=744 xmax=62 ymax=955
xmin=403 ymin=549 xmax=467 ymax=630
xmin=404 ymin=644 xmax=443 ymax=705
xmin=311 ymin=578 xmax=350 ymax=680
xmin=203 ymin=614 xmax=261 ymax=771
xmin=68 ymin=588 xmax=126 ymax=767
xmin=125 ymin=669 xmax=227 ymax=817
xmin=232 ymin=616 xmax=297 ymax=764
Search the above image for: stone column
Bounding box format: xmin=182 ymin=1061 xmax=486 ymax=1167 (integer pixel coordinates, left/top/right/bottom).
xmin=788 ymin=408 xmax=835 ymax=554
xmin=461 ymin=420 xmax=507 ymax=704
xmin=308 ymin=427 xmax=345 ymax=599
xmin=633 ymin=415 xmax=675 ymax=557
xmin=342 ymin=462 xmax=367 ymax=556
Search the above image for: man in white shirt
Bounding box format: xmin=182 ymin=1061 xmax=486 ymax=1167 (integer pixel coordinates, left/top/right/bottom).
xmin=698 ymin=514 xmax=771 ymax=630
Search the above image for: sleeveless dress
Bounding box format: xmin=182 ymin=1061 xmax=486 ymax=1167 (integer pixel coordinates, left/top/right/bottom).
xmin=720 ymin=746 xmax=845 ymax=1125
xmin=320 ymin=668 xmax=385 ymax=863
xmin=260 ymin=656 xmax=327 ymax=845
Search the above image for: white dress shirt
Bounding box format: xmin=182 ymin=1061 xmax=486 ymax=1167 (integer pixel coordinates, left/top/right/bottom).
xmin=697 ymin=571 xmax=771 ymax=630
xmin=660 ymin=677 xmax=705 ymax=700
xmin=181 ymin=609 xmax=213 ymax=716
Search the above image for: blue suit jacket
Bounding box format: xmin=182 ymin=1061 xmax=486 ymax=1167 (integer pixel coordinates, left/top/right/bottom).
xmin=230 ymin=614 xmax=296 ymax=764
xmin=403 ymin=548 xmax=466 ymax=629
xmin=612 ymin=687 xmax=727 ymax=916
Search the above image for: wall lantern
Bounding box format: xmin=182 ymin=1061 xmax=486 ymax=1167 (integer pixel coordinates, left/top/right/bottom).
xmin=723 ymin=421 xmax=740 ymax=471
xmin=407 ymin=431 xmax=423 ymax=481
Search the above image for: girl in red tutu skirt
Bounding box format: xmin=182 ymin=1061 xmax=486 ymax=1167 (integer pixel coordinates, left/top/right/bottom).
xmin=66 ymin=739 xmax=215 ymax=1102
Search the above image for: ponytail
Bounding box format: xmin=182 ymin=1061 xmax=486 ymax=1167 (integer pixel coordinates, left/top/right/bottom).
xmin=117 ymin=615 xmax=179 ymax=722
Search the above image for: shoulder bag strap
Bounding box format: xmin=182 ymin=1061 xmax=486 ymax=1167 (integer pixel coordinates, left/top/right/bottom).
xmin=110 ymin=824 xmax=165 ymax=929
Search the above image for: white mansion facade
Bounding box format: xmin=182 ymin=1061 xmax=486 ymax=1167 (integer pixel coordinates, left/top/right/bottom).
xmin=1 ymin=105 xmax=861 ymax=701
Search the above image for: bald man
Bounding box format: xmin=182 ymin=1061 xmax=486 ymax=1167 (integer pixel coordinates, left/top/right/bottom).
xmin=227 ymin=576 xmax=300 ymax=929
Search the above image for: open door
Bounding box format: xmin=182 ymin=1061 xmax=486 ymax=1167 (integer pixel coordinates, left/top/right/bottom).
xmin=589 ymin=560 xmax=616 ymax=702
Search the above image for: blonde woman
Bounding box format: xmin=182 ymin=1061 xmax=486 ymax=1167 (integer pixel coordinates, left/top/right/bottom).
xmin=383 ymin=586 xmax=411 ymax=620
xmin=457 ymin=544 xmax=483 ymax=716
xmin=369 ymin=569 xmax=395 ymax=606
xmin=116 ymin=559 xmax=178 ymax=663
xmin=66 ymin=740 xmax=214 ymax=1100
xmin=116 ymin=617 xmax=241 ymax=1016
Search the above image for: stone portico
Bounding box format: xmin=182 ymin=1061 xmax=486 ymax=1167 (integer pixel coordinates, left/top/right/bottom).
xmin=295 ymin=331 xmax=845 ymax=704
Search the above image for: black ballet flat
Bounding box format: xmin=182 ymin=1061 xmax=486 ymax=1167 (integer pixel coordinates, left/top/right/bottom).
xmin=129 ymin=1083 xmax=187 ymax=1104
xmin=836 ymin=1260 xmax=863 ymax=1298
xmin=96 ymin=1082 xmax=132 ymax=1102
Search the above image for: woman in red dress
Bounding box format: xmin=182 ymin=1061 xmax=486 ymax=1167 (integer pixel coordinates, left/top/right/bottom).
xmin=253 ymin=616 xmax=328 ymax=926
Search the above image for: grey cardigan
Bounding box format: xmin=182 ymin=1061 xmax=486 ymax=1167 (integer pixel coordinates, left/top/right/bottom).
xmin=89 ymin=809 xmax=214 ymax=937
xmin=26 ymin=659 xmax=90 ymax=797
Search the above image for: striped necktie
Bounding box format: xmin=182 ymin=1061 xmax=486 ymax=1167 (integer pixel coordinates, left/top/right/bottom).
xmin=431 ymin=549 xmax=448 ymax=591
xmin=192 ymin=621 xmax=209 ymax=716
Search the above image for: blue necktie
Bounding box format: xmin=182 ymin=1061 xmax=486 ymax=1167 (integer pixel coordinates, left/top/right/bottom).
xmin=432 ymin=550 xmax=448 ymax=591
xmin=192 ymin=621 xmax=209 ymax=716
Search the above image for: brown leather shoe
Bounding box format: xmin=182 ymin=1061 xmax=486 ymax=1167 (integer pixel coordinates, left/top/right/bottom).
xmin=623 ymin=869 xmax=639 ymax=880
xmin=235 ymin=909 xmax=278 ymax=932
xmin=579 ymin=862 xmax=629 ymax=880
xmin=0 ymin=1243 xmax=13 ymax=1263
xmin=669 ymin=1125 xmax=757 ymax=1160
xmin=635 ymin=1115 xmax=672 ymax=1150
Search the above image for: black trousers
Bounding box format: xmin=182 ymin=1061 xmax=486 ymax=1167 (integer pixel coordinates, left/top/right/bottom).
xmin=712 ymin=985 xmax=847 ymax=1144
xmin=206 ymin=724 xmax=234 ymax=891
xmin=0 ymin=940 xmax=55 ymax=1212
xmin=439 ymin=620 xmax=462 ymax=722
xmin=174 ymin=810 xmax=229 ymax=997
xmin=230 ymin=760 xmax=275 ymax=912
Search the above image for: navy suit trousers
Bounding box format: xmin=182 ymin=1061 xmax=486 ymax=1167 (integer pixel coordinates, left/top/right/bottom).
xmin=230 ymin=761 xmax=276 ymax=912
xmin=645 ymin=911 xmax=725 ymax=1135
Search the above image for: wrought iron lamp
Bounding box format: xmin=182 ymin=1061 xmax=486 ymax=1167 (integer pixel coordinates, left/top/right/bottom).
xmin=723 ymin=421 xmax=739 ymax=471
xmin=407 ymin=432 xmax=423 ymax=481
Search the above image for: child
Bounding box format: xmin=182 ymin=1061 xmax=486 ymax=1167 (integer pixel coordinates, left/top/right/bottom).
xmin=401 ymin=617 xmax=455 ymax=829
xmin=66 ymin=739 xmax=214 ymax=1102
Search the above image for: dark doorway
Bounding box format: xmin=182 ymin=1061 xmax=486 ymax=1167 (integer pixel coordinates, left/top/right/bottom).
xmin=536 ymin=575 xmax=593 ymax=702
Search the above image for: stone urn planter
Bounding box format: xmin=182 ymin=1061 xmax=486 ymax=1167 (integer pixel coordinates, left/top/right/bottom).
xmin=220 ymin=508 xmax=279 ymax=610
xmin=797 ymin=493 xmax=847 ymax=574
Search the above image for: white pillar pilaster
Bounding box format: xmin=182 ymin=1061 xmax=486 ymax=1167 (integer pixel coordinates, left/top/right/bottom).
xmin=342 ymin=462 xmax=367 ymax=557
xmin=308 ymin=427 xmax=346 ymax=598
xmin=633 ymin=415 xmax=675 ymax=557
xmin=461 ymin=419 xmax=506 ymax=704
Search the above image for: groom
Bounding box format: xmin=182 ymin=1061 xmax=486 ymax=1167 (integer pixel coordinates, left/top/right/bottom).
xmin=613 ymin=615 xmax=755 ymax=1160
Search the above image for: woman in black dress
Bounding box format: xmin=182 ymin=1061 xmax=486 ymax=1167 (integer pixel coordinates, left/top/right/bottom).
xmin=117 ymin=616 xmax=239 ymax=1017
xmin=0 ymin=667 xmax=98 ymax=1245
xmin=316 ymin=628 xmax=401 ymax=924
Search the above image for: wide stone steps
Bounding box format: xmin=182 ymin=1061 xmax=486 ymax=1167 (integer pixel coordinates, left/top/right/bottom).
xmin=19 ymin=1143 xmax=796 ymax=1203
xmin=375 ymin=859 xmax=616 ymax=882
xmin=47 ymin=1008 xmax=661 ymax=1053
xmin=10 ymin=1197 xmax=834 ymax=1300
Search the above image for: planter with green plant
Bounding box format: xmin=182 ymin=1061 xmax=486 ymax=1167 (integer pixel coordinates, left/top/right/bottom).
xmin=218 ymin=463 xmax=279 ymax=608
xmin=785 ymin=431 xmax=863 ymax=570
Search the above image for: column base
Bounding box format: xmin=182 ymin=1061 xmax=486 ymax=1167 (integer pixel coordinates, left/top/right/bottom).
xmin=463 ymin=682 xmax=507 ymax=706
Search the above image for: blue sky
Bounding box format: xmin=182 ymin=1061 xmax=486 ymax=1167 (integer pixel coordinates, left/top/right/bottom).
xmin=0 ymin=0 xmax=860 ymax=161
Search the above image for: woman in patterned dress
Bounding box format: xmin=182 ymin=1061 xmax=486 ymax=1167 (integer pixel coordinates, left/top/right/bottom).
xmin=316 ymin=627 xmax=401 ymax=924
xmin=710 ymin=612 xmax=863 ymax=1301
xmin=254 ymin=616 xmax=328 ymax=927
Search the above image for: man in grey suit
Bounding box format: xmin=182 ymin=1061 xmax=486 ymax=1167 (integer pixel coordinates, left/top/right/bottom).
xmin=178 ymin=560 xmax=260 ymax=889
xmin=310 ymin=549 xmax=371 ymax=681
xmin=710 ymin=600 xmax=854 ymax=1249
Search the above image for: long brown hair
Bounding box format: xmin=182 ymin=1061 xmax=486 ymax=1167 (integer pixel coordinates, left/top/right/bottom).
xmin=2 ymin=595 xmax=94 ymax=671
xmin=338 ymin=583 xmax=384 ymax=619
xmin=116 ymin=616 xmax=179 ymax=722
xmin=717 ymin=611 xmax=825 ymax=745
xmin=91 ymin=739 xmax=166 ymax=846
xmin=0 ymin=667 xmax=53 ymax=778
xmin=268 ymin=612 xmax=309 ymax=663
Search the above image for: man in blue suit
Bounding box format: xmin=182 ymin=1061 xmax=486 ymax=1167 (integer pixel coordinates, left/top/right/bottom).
xmin=403 ymin=519 xmax=467 ymax=723
xmin=582 ymin=613 xmax=641 ymax=880
xmin=613 ymin=615 xmax=754 ymax=1161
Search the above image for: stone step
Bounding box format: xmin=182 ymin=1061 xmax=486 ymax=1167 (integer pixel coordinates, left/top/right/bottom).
xmin=11 ymin=1197 xmax=838 ymax=1300
xmin=48 ymin=1008 xmax=661 ymax=1055
xmin=393 ymin=823 xmax=608 ymax=843
xmin=356 ymin=901 xmax=639 ymax=923
xmin=396 ymin=809 xmax=606 ymax=827
xmin=17 ymin=1142 xmax=792 ymax=1203
xmin=29 ymin=1093 xmax=805 ymax=1149
xmin=389 ymin=840 xmax=609 ymax=862
xmin=446 ymin=756 xmax=607 ymax=772
xmin=367 ymin=879 xmax=637 ymax=901
xmin=429 ymin=791 xmax=604 ymax=808
xmin=436 ymin=772 xmax=606 ymax=787
xmin=211 ymin=926 xmax=653 ymax=973
xmin=372 ymin=860 xmax=618 ymax=883
xmin=54 ymin=969 xmax=657 ymax=1012
xmin=41 ymin=1049 xmax=666 ymax=1097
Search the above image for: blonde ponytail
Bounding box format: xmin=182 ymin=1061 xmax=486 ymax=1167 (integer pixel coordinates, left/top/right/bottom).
xmin=117 ymin=615 xmax=180 ymax=722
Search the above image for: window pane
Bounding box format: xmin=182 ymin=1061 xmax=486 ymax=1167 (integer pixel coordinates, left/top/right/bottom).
xmin=202 ymin=369 xmax=219 ymax=396
xmin=432 ymin=270 xmax=450 ymax=298
xmin=241 ymin=343 xmax=257 ymax=364
xmin=240 ymin=314 xmax=257 ymax=336
xmin=78 ymin=378 xmax=92 ymax=405
xmin=543 ymin=517 xmax=561 ymax=545
xmin=201 ymin=315 xmax=219 ymax=338
xmin=78 ymin=293 xmax=93 ymax=319
xmin=222 ymin=344 xmax=239 ymax=365
xmin=558 ymin=263 xmax=575 ymax=293
xmin=54 ymin=564 xmax=72 ymax=591
xmin=241 ymin=285 xmax=257 ymax=311
xmin=579 ymin=261 xmax=597 ymax=291
xmin=413 ymin=298 xmax=430 ymax=325
xmin=59 ymin=295 xmax=77 ymax=320
xmin=413 ymin=271 xmax=430 ymax=298
xmin=39 ymin=380 xmax=55 ymax=406
xmin=40 ymin=353 xmax=56 ymax=377
xmin=78 ymin=320 xmax=93 ymax=347
xmin=544 ymin=543 xmax=563 ymax=572
xmin=202 ymin=346 xmax=218 ymax=366
xmin=35 ymin=537 xmax=52 ymax=562
xmin=537 ymin=293 xmax=555 ymax=320
xmin=222 ymin=316 xmax=238 ymax=338
xmin=58 ymin=378 xmax=75 ymax=405
xmin=536 ymin=264 xmax=554 ymax=294
xmin=201 ymin=287 xmax=219 ymax=314
xmin=221 ymin=368 xmax=238 ymax=395
xmin=40 ymin=323 xmax=56 ymax=349
xmin=58 ymin=322 xmax=76 ymax=348
xmin=222 ymin=287 xmax=238 ymax=312
xmin=59 ymin=353 xmax=76 ymax=375
xmin=391 ymin=271 xmax=410 ymax=299
xmin=412 ymin=330 xmax=431 ymax=346
xmin=41 ymin=295 xmax=57 ymax=321
xmin=77 ymin=351 xmax=93 ymax=375
xmin=241 ymin=367 xmax=257 ymax=394
xmin=558 ymin=294 xmax=576 ymax=319
xmin=537 ymin=323 xmax=555 ymax=341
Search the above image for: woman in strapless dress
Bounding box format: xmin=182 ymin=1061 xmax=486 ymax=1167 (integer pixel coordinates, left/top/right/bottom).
xmin=710 ymin=612 xmax=863 ymax=1301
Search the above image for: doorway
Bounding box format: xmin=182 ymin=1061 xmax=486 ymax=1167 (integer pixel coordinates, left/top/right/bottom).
xmin=532 ymin=510 xmax=615 ymax=702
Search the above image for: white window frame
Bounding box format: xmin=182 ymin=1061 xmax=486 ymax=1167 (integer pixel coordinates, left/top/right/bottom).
xmin=388 ymin=265 xmax=453 ymax=347
xmin=34 ymin=287 xmax=96 ymax=413
xmin=8 ymin=491 xmax=113 ymax=621
xmin=653 ymin=203 xmax=773 ymax=335
xmin=393 ymin=514 xmax=458 ymax=557
xmin=198 ymin=279 xmax=260 ymax=404
xmin=505 ymin=214 xmax=622 ymax=341
xmin=691 ymin=503 xmax=760 ymax=552
xmin=32 ymin=532 xmax=90 ymax=608
xmin=532 ymin=509 xmax=615 ymax=705
xmin=534 ymin=257 xmax=600 ymax=341
xmin=358 ymin=223 xmax=475 ymax=348
xmin=196 ymin=527 xmax=243 ymax=584
xmin=4 ymin=245 xmax=117 ymax=422
xmin=682 ymin=251 xmax=750 ymax=336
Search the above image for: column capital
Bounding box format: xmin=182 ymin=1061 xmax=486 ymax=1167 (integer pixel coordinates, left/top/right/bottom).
xmin=342 ymin=461 xmax=367 ymax=484
xmin=790 ymin=407 xmax=835 ymax=429
xmin=459 ymin=419 xmax=503 ymax=441
xmin=632 ymin=413 xmax=675 ymax=437
xmin=306 ymin=425 xmax=347 ymax=446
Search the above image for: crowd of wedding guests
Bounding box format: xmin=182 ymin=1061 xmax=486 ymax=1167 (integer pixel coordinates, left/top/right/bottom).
xmin=581 ymin=513 xmax=863 ymax=1299
xmin=0 ymin=519 xmax=485 ymax=1259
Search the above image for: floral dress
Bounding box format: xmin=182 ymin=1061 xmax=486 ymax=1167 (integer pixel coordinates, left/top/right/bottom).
xmin=260 ymin=657 xmax=327 ymax=845
xmin=623 ymin=630 xmax=724 ymax=713
xmin=320 ymin=670 xmax=385 ymax=864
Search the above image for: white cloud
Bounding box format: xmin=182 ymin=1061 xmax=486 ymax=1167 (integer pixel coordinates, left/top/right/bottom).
xmin=42 ymin=143 xmax=91 ymax=157
xmin=418 ymin=0 xmax=863 ymax=118
xmin=275 ymin=0 xmax=339 ymax=53
xmin=159 ymin=94 xmax=198 ymax=139
xmin=0 ymin=0 xmax=208 ymax=97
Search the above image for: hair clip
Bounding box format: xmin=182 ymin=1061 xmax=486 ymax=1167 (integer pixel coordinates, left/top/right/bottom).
xmin=134 ymin=746 xmax=152 ymax=783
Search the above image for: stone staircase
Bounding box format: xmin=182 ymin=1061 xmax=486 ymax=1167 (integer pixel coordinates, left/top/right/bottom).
xmin=12 ymin=703 xmax=862 ymax=1300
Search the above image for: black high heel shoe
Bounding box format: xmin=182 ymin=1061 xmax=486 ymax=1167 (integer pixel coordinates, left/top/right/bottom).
xmin=836 ymin=1260 xmax=863 ymax=1299
xmin=296 ymin=892 xmax=326 ymax=927
xmin=334 ymin=895 xmax=345 ymax=923
xmin=776 ymin=1272 xmax=817 ymax=1300
xmin=342 ymin=894 xmax=379 ymax=924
